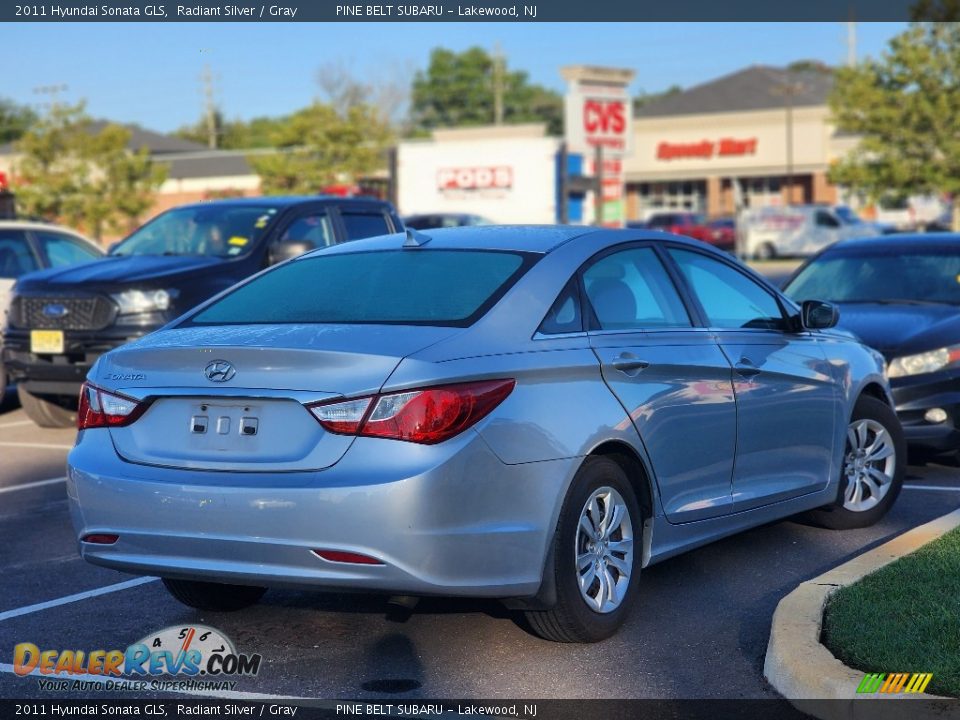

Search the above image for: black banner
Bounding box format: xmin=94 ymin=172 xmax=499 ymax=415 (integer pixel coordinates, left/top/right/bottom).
xmin=4 ymin=699 xmax=960 ymax=720
xmin=3 ymin=0 xmax=946 ymax=23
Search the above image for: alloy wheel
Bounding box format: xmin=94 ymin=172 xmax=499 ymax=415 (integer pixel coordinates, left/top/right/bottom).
xmin=575 ymin=486 xmax=634 ymax=614
xmin=842 ymin=418 xmax=897 ymax=512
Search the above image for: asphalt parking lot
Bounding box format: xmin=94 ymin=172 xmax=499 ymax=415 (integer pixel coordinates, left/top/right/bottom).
xmin=1 ymin=388 xmax=959 ymax=702
xmin=0 ymin=259 xmax=955 ymax=702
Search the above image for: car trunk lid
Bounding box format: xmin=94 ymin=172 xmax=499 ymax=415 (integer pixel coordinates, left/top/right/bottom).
xmin=97 ymin=323 xmax=457 ymax=472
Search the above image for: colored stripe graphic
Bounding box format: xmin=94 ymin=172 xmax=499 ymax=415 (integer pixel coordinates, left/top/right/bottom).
xmin=858 ymin=672 xmax=933 ymax=694
xmin=857 ymin=673 xmax=885 ymax=693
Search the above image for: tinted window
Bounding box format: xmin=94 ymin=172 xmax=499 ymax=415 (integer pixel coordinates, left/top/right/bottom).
xmin=815 ymin=210 xmax=841 ymax=228
xmin=670 ymin=249 xmax=785 ymax=330
xmin=189 ymin=250 xmax=532 ymax=327
xmin=35 ymin=231 xmax=100 ymax=267
xmin=279 ymin=214 xmax=335 ymax=248
xmin=111 ymin=205 xmax=280 ymax=258
xmin=539 ymin=278 xmax=582 ymax=335
xmin=341 ymin=212 xmax=390 ymax=239
xmin=583 ymin=247 xmax=690 ymax=330
xmin=786 ymin=248 xmax=960 ymax=305
xmin=0 ymin=231 xmax=38 ymax=278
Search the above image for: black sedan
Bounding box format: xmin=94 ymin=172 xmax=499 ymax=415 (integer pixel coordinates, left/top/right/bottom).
xmin=784 ymin=234 xmax=960 ymax=461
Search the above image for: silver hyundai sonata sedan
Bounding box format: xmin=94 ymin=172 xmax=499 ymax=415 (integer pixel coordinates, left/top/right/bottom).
xmin=68 ymin=226 xmax=904 ymax=642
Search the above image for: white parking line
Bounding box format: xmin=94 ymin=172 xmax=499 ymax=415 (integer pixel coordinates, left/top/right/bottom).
xmin=0 ymin=663 xmax=307 ymax=701
xmin=0 ymin=420 xmax=34 ymax=429
xmin=0 ymin=476 xmax=66 ymax=495
xmin=0 ymin=441 xmax=73 ymax=450
xmin=0 ymin=577 xmax=159 ymax=623
xmin=903 ymin=484 xmax=960 ymax=492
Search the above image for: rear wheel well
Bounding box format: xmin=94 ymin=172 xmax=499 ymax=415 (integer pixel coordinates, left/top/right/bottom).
xmin=587 ymin=441 xmax=654 ymax=526
xmin=503 ymin=441 xmax=654 ymax=612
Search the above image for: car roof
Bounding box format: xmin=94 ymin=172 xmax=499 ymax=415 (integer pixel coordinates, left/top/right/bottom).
xmin=309 ymin=225 xmax=716 ymax=256
xmin=830 ymin=232 xmax=960 ymax=252
xmin=0 ymin=219 xmax=96 ymax=240
xmin=169 ymin=195 xmax=394 ymax=212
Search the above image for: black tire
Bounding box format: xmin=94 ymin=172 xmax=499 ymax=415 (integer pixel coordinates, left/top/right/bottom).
xmin=162 ymin=578 xmax=267 ymax=611
xmin=0 ymin=363 xmax=6 ymax=407
xmin=525 ymin=456 xmax=642 ymax=643
xmin=755 ymin=242 xmax=777 ymax=261
xmin=18 ymin=386 xmax=77 ymax=428
xmin=806 ymin=396 xmax=905 ymax=530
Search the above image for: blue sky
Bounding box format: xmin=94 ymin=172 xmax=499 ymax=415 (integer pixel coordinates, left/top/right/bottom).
xmin=5 ymin=22 xmax=906 ymax=133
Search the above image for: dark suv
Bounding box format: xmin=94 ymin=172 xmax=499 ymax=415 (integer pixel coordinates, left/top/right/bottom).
xmin=3 ymin=195 xmax=402 ymax=426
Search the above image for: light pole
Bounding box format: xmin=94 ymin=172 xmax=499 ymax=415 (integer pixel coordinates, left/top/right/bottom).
xmin=772 ymin=76 xmax=805 ymax=206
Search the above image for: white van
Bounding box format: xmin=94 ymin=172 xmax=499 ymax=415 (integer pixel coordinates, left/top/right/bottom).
xmin=737 ymin=205 xmax=884 ymax=260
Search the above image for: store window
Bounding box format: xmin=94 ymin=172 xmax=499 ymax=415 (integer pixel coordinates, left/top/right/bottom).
xmin=633 ymin=180 xmax=706 ymax=216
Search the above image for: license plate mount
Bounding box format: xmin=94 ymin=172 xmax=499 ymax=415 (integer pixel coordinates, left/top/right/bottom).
xmin=30 ymin=330 xmax=65 ymax=354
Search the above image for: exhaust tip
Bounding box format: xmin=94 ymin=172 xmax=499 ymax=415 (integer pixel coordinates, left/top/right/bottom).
xmin=81 ymin=533 xmax=119 ymax=545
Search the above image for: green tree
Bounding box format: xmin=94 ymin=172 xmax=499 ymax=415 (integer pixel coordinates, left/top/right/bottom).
xmin=174 ymin=112 xmax=288 ymax=150
xmin=250 ymin=102 xmax=393 ymax=195
xmin=633 ymin=85 xmax=683 ymax=112
xmin=0 ymin=97 xmax=38 ymax=144
xmin=14 ymin=103 xmax=167 ymax=240
xmin=411 ymin=46 xmax=563 ymax=134
xmin=828 ymin=23 xmax=960 ymax=229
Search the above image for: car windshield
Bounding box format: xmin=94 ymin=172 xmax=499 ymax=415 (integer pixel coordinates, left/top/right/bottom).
xmin=833 ymin=206 xmax=864 ymax=225
xmin=186 ymin=249 xmax=535 ymax=327
xmin=110 ymin=204 xmax=281 ymax=258
xmin=786 ymin=247 xmax=960 ymax=305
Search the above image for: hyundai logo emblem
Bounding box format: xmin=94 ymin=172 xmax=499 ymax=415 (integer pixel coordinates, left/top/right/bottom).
xmin=204 ymin=360 xmax=236 ymax=383
xmin=42 ymin=303 xmax=69 ymax=317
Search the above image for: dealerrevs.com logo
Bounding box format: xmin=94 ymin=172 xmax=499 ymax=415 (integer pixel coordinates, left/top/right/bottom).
xmin=14 ymin=625 xmax=262 ymax=693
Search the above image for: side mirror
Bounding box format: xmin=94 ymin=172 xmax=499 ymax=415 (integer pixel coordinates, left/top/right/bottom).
xmin=268 ymin=240 xmax=315 ymax=266
xmin=801 ymin=299 xmax=839 ymax=330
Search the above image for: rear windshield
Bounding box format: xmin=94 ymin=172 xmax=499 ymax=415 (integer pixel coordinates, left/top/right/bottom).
xmin=186 ymin=249 xmax=534 ymax=327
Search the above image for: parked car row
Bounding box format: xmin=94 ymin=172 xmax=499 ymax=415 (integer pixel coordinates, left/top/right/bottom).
xmin=2 ymin=195 xmax=955 ymax=642
xmin=627 ymin=212 xmax=736 ymax=252
xmin=1 ymin=196 xmax=401 ymax=425
xmin=0 ymin=221 xmax=104 ymax=406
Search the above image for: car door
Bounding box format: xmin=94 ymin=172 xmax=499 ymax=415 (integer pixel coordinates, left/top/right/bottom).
xmin=666 ymin=247 xmax=838 ymax=511
xmin=583 ymin=244 xmax=738 ymax=523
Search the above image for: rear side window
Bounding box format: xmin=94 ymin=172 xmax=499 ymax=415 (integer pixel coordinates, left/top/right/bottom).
xmin=188 ymin=250 xmax=533 ymax=327
xmin=341 ymin=212 xmax=391 ymax=240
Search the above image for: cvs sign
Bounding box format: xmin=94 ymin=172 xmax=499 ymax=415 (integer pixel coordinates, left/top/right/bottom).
xmin=582 ymin=99 xmax=628 ymax=150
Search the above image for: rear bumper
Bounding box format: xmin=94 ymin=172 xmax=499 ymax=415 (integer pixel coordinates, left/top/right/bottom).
xmin=67 ymin=429 xmax=574 ymax=598
xmin=891 ymin=371 xmax=960 ymax=455
xmin=2 ymin=328 xmax=151 ymax=396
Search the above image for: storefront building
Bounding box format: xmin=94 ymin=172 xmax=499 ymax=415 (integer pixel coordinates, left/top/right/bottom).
xmin=624 ymin=65 xmax=851 ymax=221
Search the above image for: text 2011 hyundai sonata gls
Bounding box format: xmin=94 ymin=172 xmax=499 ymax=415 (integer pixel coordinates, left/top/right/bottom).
xmin=68 ymin=226 xmax=904 ymax=642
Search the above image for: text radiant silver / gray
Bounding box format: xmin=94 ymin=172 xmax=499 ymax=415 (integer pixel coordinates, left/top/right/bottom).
xmin=68 ymin=226 xmax=904 ymax=642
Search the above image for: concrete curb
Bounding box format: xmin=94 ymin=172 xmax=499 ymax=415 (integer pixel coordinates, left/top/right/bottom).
xmin=764 ymin=508 xmax=960 ymax=719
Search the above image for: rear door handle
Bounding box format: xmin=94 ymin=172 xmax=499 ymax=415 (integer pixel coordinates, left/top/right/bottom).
xmin=735 ymin=357 xmax=761 ymax=379
xmin=611 ymin=353 xmax=650 ymax=376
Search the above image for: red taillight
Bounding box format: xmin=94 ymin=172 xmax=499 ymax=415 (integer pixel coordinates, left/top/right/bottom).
xmin=77 ymin=382 xmax=149 ymax=430
xmin=312 ymin=549 xmax=383 ymax=565
xmin=81 ymin=533 xmax=119 ymax=545
xmin=307 ymin=379 xmax=515 ymax=445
